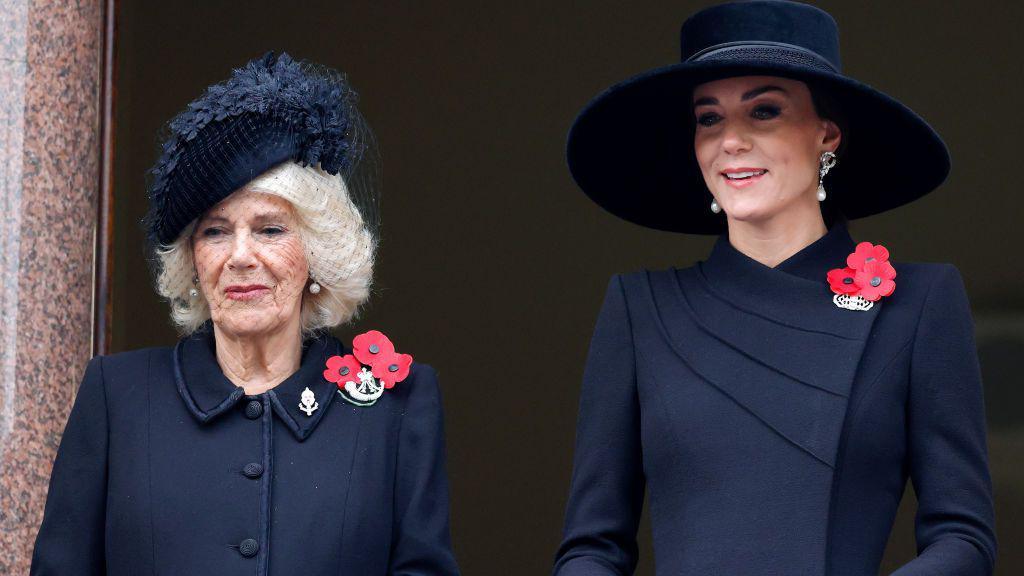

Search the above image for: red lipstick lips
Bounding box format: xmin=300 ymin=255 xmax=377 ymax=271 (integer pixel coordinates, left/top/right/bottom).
xmin=224 ymin=284 xmax=270 ymax=301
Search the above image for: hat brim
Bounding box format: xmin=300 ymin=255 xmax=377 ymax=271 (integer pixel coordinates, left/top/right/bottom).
xmin=566 ymin=60 xmax=950 ymax=234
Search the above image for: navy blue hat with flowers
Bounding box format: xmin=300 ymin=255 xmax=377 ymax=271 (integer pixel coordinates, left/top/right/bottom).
xmin=145 ymin=51 xmax=378 ymax=245
xmin=567 ymin=0 xmax=950 ymax=234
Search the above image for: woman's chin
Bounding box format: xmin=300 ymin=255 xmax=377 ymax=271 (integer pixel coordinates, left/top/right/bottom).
xmin=721 ymin=205 xmax=773 ymax=224
xmin=212 ymin=310 xmax=292 ymax=338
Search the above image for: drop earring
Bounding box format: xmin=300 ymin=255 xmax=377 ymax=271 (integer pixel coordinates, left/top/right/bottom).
xmin=817 ymin=151 xmax=837 ymax=202
xmin=710 ymin=198 xmax=721 ymax=214
xmin=308 ymin=277 xmax=321 ymax=294
xmin=188 ymin=275 xmax=199 ymax=299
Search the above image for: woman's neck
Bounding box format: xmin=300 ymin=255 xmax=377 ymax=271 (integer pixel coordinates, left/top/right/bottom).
xmin=726 ymin=204 xmax=828 ymax=268
xmin=213 ymin=318 xmax=303 ymax=395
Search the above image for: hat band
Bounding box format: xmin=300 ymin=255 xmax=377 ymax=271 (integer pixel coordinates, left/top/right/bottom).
xmin=685 ymin=40 xmax=838 ymax=73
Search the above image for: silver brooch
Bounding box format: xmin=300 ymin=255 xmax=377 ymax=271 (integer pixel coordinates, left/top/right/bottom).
xmin=340 ymin=367 xmax=385 ymax=406
xmin=833 ymin=293 xmax=874 ymax=311
xmin=298 ymin=386 xmax=319 ymax=416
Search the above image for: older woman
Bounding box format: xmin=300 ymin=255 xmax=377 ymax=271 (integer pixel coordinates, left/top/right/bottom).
xmin=32 ymin=52 xmax=459 ymax=575
xmin=554 ymin=2 xmax=996 ymax=575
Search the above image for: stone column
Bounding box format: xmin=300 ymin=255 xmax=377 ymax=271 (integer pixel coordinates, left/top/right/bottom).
xmin=0 ymin=0 xmax=103 ymax=572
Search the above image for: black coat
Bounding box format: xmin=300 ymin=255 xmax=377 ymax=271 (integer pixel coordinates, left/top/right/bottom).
xmin=31 ymin=329 xmax=460 ymax=575
xmin=554 ymin=225 xmax=997 ymax=575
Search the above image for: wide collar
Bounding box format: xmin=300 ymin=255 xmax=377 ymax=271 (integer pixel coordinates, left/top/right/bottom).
xmin=696 ymin=223 xmax=873 ymax=338
xmin=705 ymin=221 xmax=856 ymax=283
xmin=173 ymin=326 xmax=343 ymax=441
xmin=644 ymin=224 xmax=883 ymax=468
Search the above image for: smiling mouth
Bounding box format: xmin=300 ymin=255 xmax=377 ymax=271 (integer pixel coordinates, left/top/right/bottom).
xmin=723 ymin=169 xmax=768 ymax=180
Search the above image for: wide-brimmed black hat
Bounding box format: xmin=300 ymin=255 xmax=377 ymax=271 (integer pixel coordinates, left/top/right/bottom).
xmin=567 ymin=0 xmax=950 ymax=234
xmin=145 ymin=51 xmax=379 ymax=246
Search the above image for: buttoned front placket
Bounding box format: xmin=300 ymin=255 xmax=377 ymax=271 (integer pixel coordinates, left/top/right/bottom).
xmin=172 ymin=331 xmax=339 ymax=574
xmin=238 ymin=394 xmax=274 ymax=574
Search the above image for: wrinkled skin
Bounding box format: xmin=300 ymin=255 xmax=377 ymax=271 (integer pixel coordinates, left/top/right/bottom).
xmin=192 ymin=190 xmax=308 ymax=340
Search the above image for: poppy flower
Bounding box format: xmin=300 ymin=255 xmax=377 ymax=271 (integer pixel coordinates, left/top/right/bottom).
xmin=847 ymin=242 xmax=890 ymax=270
xmin=323 ymin=354 xmax=363 ymax=387
xmin=353 ymin=330 xmax=396 ymax=366
xmin=372 ymin=352 xmax=414 ymax=389
xmin=854 ymin=260 xmax=897 ymax=301
xmin=827 ymin=267 xmax=861 ymax=295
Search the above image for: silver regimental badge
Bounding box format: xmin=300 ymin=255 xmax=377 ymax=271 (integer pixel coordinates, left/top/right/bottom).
xmin=299 ymin=386 xmax=319 ymax=416
xmin=833 ymin=293 xmax=874 ymax=311
xmin=339 ymin=367 xmax=385 ymax=407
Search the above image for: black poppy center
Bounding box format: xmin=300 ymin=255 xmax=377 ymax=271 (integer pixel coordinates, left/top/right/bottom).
xmin=369 ymin=344 xmax=379 ymax=354
xmin=388 ymin=364 xmax=399 ymax=373
xmin=842 ymin=277 xmax=854 ymax=285
xmin=340 ymin=366 xmax=350 ymax=376
xmin=870 ymin=276 xmax=882 ymax=287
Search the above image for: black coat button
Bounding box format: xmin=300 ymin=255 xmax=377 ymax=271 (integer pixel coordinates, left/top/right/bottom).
xmin=244 ymin=400 xmax=263 ymax=419
xmin=242 ymin=462 xmax=264 ymax=479
xmin=239 ymin=538 xmax=259 ymax=557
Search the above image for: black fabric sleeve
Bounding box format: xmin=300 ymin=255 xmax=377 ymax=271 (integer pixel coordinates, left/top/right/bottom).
xmin=388 ymin=365 xmax=461 ymax=576
xmin=891 ymin=265 xmax=997 ymax=575
xmin=554 ymin=275 xmax=644 ymax=576
xmin=31 ymin=356 xmax=109 ymax=575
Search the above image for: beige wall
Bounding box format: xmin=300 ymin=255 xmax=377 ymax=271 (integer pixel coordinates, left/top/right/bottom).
xmin=0 ymin=0 xmax=102 ymax=572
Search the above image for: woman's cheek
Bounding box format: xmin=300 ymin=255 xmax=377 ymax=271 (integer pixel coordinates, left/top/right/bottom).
xmin=268 ymin=241 xmax=308 ymax=299
xmin=194 ymin=244 xmax=226 ymax=304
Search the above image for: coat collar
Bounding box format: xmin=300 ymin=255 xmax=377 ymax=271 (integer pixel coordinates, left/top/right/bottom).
xmin=173 ymin=326 xmax=343 ymax=441
xmin=704 ymin=221 xmax=856 ymax=283
xmin=642 ymin=223 xmax=882 ymax=468
xmin=697 ymin=223 xmax=868 ymax=338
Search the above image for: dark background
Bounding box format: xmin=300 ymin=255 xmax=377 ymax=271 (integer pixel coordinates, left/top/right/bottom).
xmin=112 ymin=1 xmax=1023 ymax=574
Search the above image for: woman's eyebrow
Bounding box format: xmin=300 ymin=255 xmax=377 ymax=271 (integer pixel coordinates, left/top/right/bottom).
xmin=741 ymin=85 xmax=787 ymax=100
xmin=198 ymin=215 xmax=230 ymax=225
xmin=197 ymin=211 xmax=289 ymax=226
xmin=693 ymin=85 xmax=788 ymax=107
xmin=251 ymin=211 xmax=290 ymax=222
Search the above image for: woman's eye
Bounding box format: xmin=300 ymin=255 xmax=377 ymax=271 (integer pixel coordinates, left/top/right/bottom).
xmin=752 ymin=105 xmax=781 ymax=120
xmin=696 ymin=112 xmax=721 ymax=127
xmin=201 ymin=227 xmax=224 ymax=237
xmin=261 ymin=226 xmax=285 ymax=235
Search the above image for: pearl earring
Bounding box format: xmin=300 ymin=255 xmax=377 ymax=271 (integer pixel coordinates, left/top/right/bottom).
xmin=188 ymin=275 xmax=199 ymax=299
xmin=308 ymin=278 xmax=321 ymax=294
xmin=817 ymin=151 xmax=837 ymax=202
xmin=710 ymin=198 xmax=722 ymax=214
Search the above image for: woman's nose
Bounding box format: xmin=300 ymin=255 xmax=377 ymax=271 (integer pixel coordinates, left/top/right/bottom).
xmin=721 ymin=123 xmax=752 ymax=155
xmin=226 ymin=232 xmax=258 ymax=271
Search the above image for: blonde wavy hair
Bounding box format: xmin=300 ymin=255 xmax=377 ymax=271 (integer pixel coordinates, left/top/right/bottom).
xmin=154 ymin=161 xmax=376 ymax=335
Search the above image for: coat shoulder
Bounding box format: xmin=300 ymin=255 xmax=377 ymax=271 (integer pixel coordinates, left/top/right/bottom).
xmin=392 ymin=361 xmax=441 ymax=402
xmin=97 ymin=345 xmax=172 ymax=370
xmin=613 ymin=268 xmax=674 ymax=301
xmin=88 ymin=346 xmax=173 ymax=390
xmin=890 ymin=261 xmax=966 ymax=305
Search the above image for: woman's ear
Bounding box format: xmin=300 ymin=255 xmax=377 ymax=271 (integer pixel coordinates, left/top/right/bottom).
xmin=822 ymin=119 xmax=842 ymax=153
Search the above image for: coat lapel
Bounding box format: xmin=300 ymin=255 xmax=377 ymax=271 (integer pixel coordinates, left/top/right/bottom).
xmin=174 ymin=327 xmax=342 ymax=441
xmin=266 ymin=336 xmax=342 ymax=441
xmin=646 ymin=225 xmax=881 ymax=467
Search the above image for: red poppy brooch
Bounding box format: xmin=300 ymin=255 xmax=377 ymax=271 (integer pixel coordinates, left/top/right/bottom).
xmin=324 ymin=330 xmax=413 ymax=406
xmin=826 ymin=241 xmax=896 ymax=311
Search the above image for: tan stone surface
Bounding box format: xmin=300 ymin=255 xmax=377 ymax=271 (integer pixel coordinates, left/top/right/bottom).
xmin=0 ymin=0 xmax=102 ymax=572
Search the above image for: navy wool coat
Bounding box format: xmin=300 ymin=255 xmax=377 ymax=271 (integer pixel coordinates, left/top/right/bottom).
xmin=31 ymin=329 xmax=460 ymax=575
xmin=553 ymin=225 xmax=996 ymax=575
